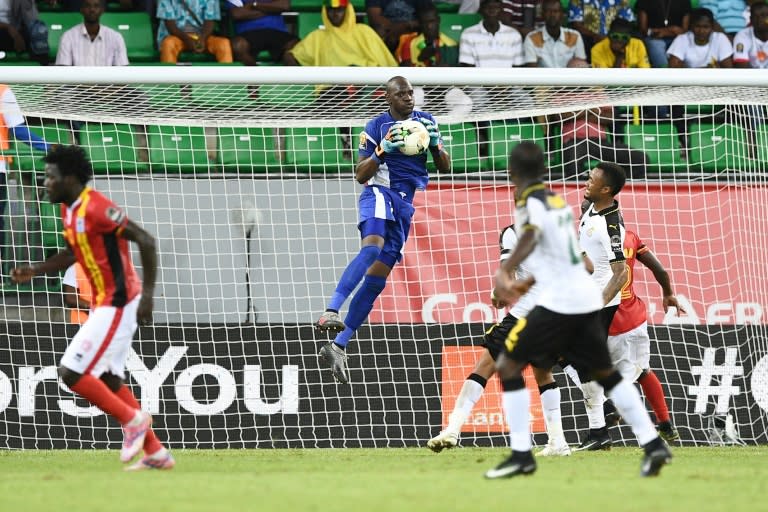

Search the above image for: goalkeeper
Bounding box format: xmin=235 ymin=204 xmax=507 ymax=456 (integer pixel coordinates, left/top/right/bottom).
xmin=315 ymin=75 xmax=451 ymax=384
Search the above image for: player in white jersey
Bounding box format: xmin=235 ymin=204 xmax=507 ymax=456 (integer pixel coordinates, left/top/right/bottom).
xmin=427 ymin=224 xmax=570 ymax=456
xmin=572 ymin=162 xmax=629 ymax=451
xmin=484 ymin=142 xmax=670 ymax=479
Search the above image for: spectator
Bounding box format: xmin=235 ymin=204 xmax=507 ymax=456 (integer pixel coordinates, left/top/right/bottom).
xmin=457 ymin=0 xmax=543 ymax=38
xmin=734 ymin=1 xmax=768 ymax=68
xmin=699 ymin=0 xmax=748 ymax=38
xmin=284 ymin=0 xmax=396 ymax=66
xmin=395 ymin=4 xmax=458 ymax=66
xmin=524 ymin=0 xmax=586 ymax=67
xmin=591 ymin=17 xmax=651 ymax=68
xmin=62 ymin=263 xmax=91 ymax=324
xmin=156 ymin=0 xmax=233 ymax=63
xmin=0 ymin=0 xmax=49 ymax=64
xmin=636 ymin=0 xmax=690 ymax=68
xmin=568 ymin=0 xmax=635 ymax=56
xmin=0 ymin=84 xmax=51 ymax=272
xmin=56 ymin=0 xmax=129 ymax=66
xmin=228 ymin=0 xmax=298 ymax=66
xmin=366 ymin=0 xmax=434 ymax=51
xmin=667 ymin=8 xmax=733 ymax=67
xmin=459 ymin=0 xmax=524 ymax=67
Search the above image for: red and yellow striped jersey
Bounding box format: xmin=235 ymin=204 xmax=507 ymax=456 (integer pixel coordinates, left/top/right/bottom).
xmin=61 ymin=187 xmax=141 ymax=308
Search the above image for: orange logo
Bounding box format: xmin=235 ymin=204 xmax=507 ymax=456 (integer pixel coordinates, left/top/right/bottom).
xmin=440 ymin=346 xmax=545 ymax=433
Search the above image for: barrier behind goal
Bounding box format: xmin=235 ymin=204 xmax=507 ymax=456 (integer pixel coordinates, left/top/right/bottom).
xmin=0 ymin=68 xmax=766 ymax=448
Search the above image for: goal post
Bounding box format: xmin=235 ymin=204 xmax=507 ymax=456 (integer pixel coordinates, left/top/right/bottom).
xmin=0 ymin=67 xmax=766 ymax=449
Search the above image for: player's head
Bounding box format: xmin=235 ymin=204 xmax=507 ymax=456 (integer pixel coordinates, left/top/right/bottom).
xmin=584 ymin=162 xmax=625 ymax=202
xmin=43 ymin=145 xmax=93 ymax=204
xmin=324 ymin=0 xmax=349 ymax=27
xmin=508 ymin=141 xmax=546 ymax=184
xmin=385 ymin=76 xmax=415 ymax=118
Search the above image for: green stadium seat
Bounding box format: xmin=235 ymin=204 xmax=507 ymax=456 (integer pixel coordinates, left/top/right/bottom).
xmin=190 ymin=84 xmax=253 ymax=110
xmin=434 ymin=2 xmax=460 ymax=13
xmin=291 ymin=0 xmax=365 ymax=10
xmin=297 ymin=12 xmax=324 ymax=40
xmin=38 ymin=12 xmax=82 ymax=60
xmin=80 ymin=123 xmax=148 ymax=175
xmin=688 ymin=123 xmax=751 ymax=172
xmin=441 ymin=123 xmax=482 ymax=173
xmin=39 ymin=199 xmax=65 ymax=257
xmin=218 ymin=127 xmax=280 ymax=173
xmin=486 ymin=121 xmax=545 ymax=171
xmin=257 ymin=84 xmax=316 ymax=109
xmin=101 ymin=12 xmax=157 ymax=62
xmin=439 ymin=13 xmax=481 ymax=43
xmin=623 ymin=123 xmax=686 ymax=172
xmin=283 ymin=127 xmax=353 ymax=174
xmin=147 ymin=125 xmax=211 ymax=173
xmin=11 ymin=123 xmax=75 ymax=173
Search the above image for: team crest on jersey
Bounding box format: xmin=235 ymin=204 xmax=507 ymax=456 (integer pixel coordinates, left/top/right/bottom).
xmin=106 ymin=206 xmax=125 ymax=225
xmin=358 ymin=132 xmax=367 ymax=150
xmin=75 ymin=217 xmax=86 ymax=233
xmin=736 ymin=43 xmax=744 ymax=52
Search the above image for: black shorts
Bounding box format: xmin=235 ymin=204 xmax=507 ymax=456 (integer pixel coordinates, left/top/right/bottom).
xmin=505 ymin=305 xmax=613 ymax=375
xmin=235 ymin=28 xmax=298 ymax=61
xmin=482 ymin=313 xmax=518 ymax=361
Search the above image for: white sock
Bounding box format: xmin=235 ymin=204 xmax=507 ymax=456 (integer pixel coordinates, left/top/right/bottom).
xmin=606 ymin=379 xmax=658 ymax=445
xmin=503 ymin=389 xmax=531 ymax=452
xmin=581 ymin=380 xmax=606 ymax=429
xmin=540 ymin=387 xmax=566 ymax=446
xmin=446 ymin=379 xmax=485 ymax=434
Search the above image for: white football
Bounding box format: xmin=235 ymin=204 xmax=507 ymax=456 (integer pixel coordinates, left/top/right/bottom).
xmin=397 ymin=119 xmax=430 ymax=156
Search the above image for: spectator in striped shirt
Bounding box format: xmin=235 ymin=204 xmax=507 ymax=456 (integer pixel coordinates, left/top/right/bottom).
xmin=459 ymin=0 xmax=525 ymax=67
xmin=56 ymin=0 xmax=129 ymax=66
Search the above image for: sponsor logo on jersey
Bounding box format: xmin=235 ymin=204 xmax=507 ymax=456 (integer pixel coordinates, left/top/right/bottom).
xmin=358 ymin=132 xmax=367 ymax=150
xmin=106 ymin=207 xmax=125 ymax=225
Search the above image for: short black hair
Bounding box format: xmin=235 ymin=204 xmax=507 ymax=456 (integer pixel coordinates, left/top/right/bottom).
xmin=509 ymin=142 xmax=546 ymax=180
xmin=609 ymin=17 xmax=633 ymax=34
xmin=43 ymin=145 xmax=93 ymax=185
xmin=597 ymin=161 xmax=626 ymax=196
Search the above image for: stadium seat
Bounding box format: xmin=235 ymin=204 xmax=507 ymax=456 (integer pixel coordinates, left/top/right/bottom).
xmin=291 ymin=0 xmax=365 ymax=11
xmin=147 ymin=125 xmax=211 ymax=173
xmin=256 ymin=84 xmax=316 ymax=109
xmin=11 ymin=123 xmax=76 ymax=173
xmin=434 ymin=2 xmax=460 ymax=13
xmin=190 ymin=84 xmax=253 ymax=110
xmin=218 ymin=127 xmax=280 ymax=173
xmin=80 ymin=123 xmax=148 ymax=175
xmin=441 ymin=123 xmax=483 ymax=173
xmin=296 ymin=12 xmax=324 ymax=39
xmin=38 ymin=12 xmax=82 ymax=60
xmin=623 ymin=123 xmax=686 ymax=173
xmin=486 ymin=121 xmax=545 ymax=171
xmin=39 ymin=199 xmax=65 ymax=257
xmin=283 ymin=127 xmax=354 ymax=174
xmin=101 ymin=12 xmax=157 ymax=62
xmin=688 ymin=123 xmax=751 ymax=172
xmin=439 ymin=13 xmax=481 ymax=43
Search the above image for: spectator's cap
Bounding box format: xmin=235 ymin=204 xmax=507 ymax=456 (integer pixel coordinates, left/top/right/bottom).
xmin=324 ymin=0 xmax=349 ymax=6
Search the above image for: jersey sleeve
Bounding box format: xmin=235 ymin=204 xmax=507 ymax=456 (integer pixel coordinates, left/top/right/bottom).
xmin=358 ymin=119 xmax=379 ymax=159
xmin=733 ymin=30 xmax=751 ymax=63
xmin=634 ymin=232 xmax=649 ymax=256
xmin=603 ymin=209 xmax=625 ymax=263
xmin=88 ymin=195 xmax=130 ymax=235
xmin=499 ymin=225 xmax=518 ymax=261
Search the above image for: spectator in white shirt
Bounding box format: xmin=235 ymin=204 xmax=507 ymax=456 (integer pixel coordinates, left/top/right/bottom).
xmin=56 ymin=0 xmax=129 ymax=66
xmin=667 ymin=7 xmax=733 ymax=67
xmin=734 ymin=1 xmax=768 ymax=68
xmin=459 ymin=0 xmax=524 ymax=67
xmin=524 ymin=0 xmax=586 ymax=67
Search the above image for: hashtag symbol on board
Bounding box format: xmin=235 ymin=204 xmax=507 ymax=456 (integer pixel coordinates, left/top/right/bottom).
xmin=688 ymin=347 xmax=743 ymax=414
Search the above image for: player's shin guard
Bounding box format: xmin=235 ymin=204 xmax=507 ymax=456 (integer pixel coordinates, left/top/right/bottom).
xmin=599 ymin=372 xmax=658 ymax=446
xmin=334 ymin=274 xmax=387 ymax=348
xmin=638 ymin=370 xmax=671 ymax=423
xmin=115 ymin=385 xmax=164 ymax=455
xmin=502 ymin=377 xmax=531 ymax=452
xmin=539 ymin=383 xmax=566 ymax=447
xmin=581 ymin=380 xmax=607 ymax=429
xmin=327 ymin=245 xmax=381 ymax=312
xmin=71 ymin=374 xmax=137 ymax=425
xmin=446 ymin=374 xmax=487 ymax=434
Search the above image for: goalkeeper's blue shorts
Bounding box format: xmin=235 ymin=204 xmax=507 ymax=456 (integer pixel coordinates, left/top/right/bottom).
xmin=357 ymin=185 xmax=415 ymax=269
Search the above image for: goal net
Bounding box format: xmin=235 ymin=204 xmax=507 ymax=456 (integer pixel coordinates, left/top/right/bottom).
xmin=1 ymin=67 xmax=766 ymax=449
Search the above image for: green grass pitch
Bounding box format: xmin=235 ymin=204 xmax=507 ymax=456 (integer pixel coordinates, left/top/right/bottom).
xmin=1 ymin=446 xmax=765 ymax=512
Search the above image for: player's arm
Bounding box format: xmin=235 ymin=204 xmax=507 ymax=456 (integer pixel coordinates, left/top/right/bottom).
xmin=636 ymin=249 xmax=685 ymax=315
xmin=601 ymin=215 xmax=626 ymax=305
xmin=603 ymin=259 xmax=627 ymax=305
xmin=121 ymin=220 xmax=158 ymax=323
xmin=10 ymin=248 xmax=76 ymax=283
xmin=355 ymin=126 xmax=405 ymax=183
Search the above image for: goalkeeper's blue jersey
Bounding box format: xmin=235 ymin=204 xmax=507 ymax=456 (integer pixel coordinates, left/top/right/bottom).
xmin=358 ymin=109 xmax=441 ymax=204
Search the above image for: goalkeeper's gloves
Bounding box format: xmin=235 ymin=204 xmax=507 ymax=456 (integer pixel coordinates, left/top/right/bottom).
xmin=419 ymin=118 xmax=440 ymax=148
xmin=374 ymin=125 xmax=405 ymax=160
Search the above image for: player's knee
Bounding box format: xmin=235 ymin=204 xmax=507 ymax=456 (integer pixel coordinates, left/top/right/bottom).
xmin=100 ymin=372 xmax=123 ymax=392
xmin=58 ymin=366 xmax=82 ymax=388
xmin=596 ymin=371 xmax=623 ymax=393
xmin=358 ymin=244 xmax=381 ymax=266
